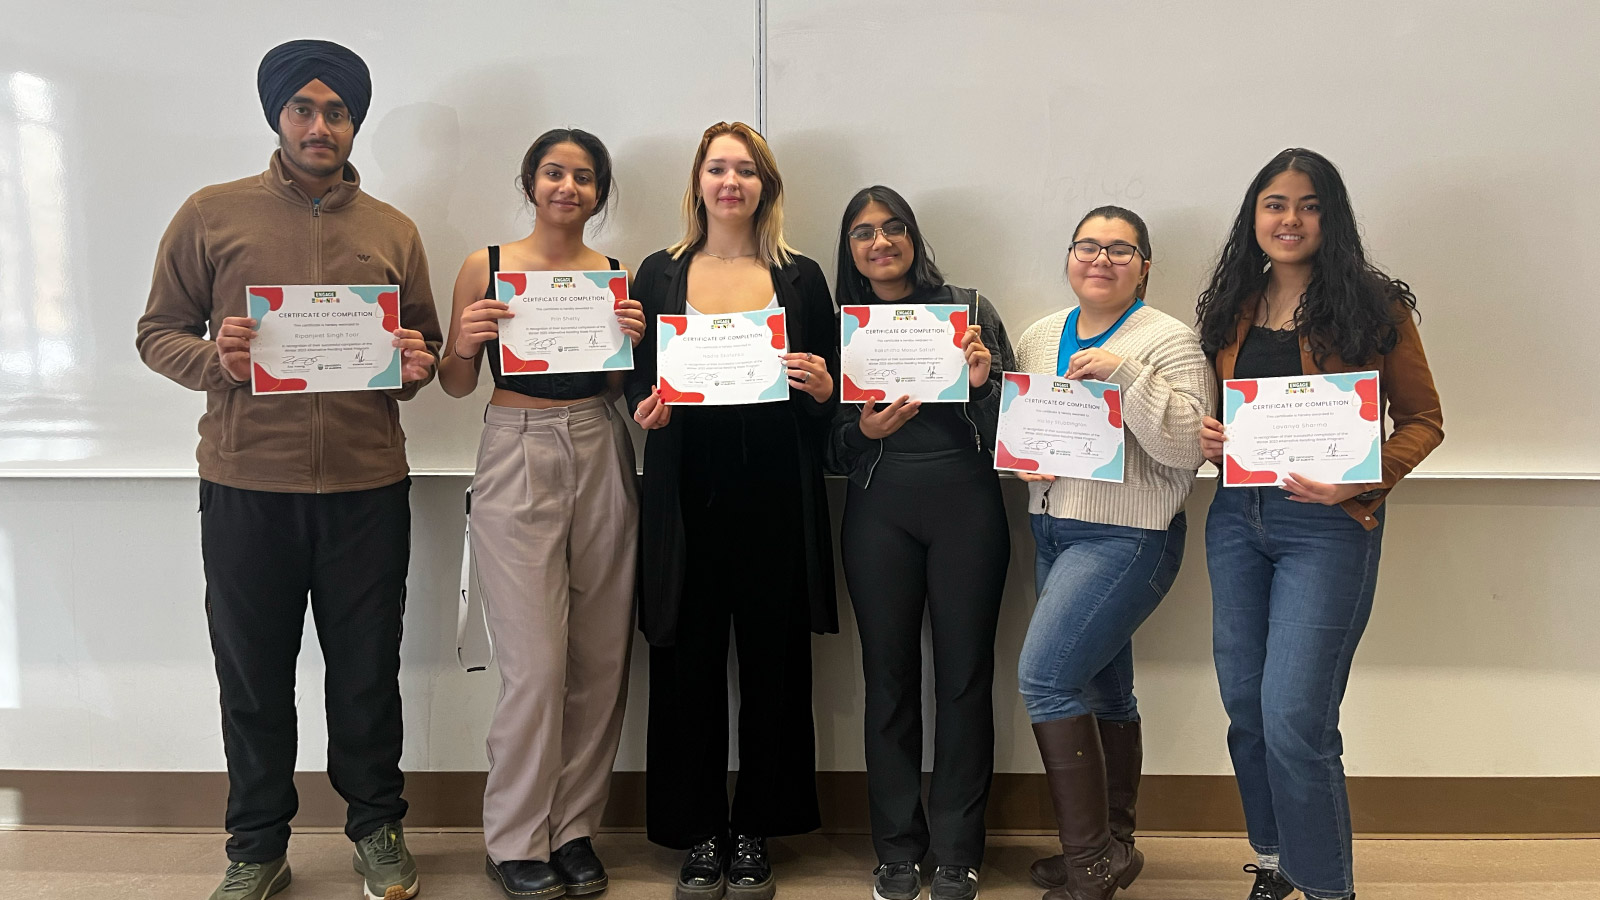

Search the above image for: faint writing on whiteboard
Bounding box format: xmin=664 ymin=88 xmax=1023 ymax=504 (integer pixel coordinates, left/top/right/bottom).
xmin=1039 ymin=174 xmax=1147 ymax=204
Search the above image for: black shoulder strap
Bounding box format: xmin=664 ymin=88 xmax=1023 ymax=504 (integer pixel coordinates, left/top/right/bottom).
xmin=607 ymin=256 xmax=621 ymax=271
xmin=484 ymin=246 xmax=499 ymax=300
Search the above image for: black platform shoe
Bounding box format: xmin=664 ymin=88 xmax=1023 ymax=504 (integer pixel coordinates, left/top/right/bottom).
xmin=1244 ymin=864 xmax=1295 ymax=900
xmin=726 ymin=834 xmax=774 ymax=900
xmin=486 ymin=856 xmax=566 ymax=899
xmin=551 ymin=837 xmax=608 ymax=896
xmin=676 ymin=835 xmax=727 ymax=900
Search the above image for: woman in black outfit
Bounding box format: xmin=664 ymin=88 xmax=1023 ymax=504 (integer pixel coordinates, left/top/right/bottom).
xmin=624 ymin=122 xmax=839 ymax=900
xmin=827 ymin=186 xmax=1014 ymax=900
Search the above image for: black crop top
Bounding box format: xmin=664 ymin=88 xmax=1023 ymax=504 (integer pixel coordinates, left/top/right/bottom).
xmin=1232 ymin=325 xmax=1303 ymax=380
xmin=485 ymin=245 xmax=621 ymax=401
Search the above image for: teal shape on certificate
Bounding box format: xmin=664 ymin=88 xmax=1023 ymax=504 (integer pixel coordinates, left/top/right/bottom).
xmin=1001 ymin=377 xmax=1023 ymax=413
xmin=1091 ymin=442 xmax=1125 ymax=481
xmin=496 ymin=278 xmax=517 ymax=303
xmin=841 ymin=313 xmax=862 ymax=346
xmin=600 ymin=340 xmax=634 ymax=370
xmin=366 ymin=351 xmax=402 ymax=389
xmin=1322 ymin=372 xmax=1368 ymax=392
xmin=1342 ymin=440 xmax=1383 ymax=482
xmin=1223 ymin=386 xmax=1250 ymax=424
xmin=581 ymin=271 xmax=616 ymax=289
xmin=927 ymin=304 xmax=964 ymax=322
xmin=248 ymin=293 xmax=273 ymax=324
xmin=658 ymin=328 xmax=676 ymax=351
xmin=758 ymin=370 xmax=789 ymax=402
xmin=937 ymin=367 xmax=971 ymax=401
xmin=1080 ymin=380 xmax=1115 ymax=399
xmin=349 ymin=285 xmax=389 ymax=304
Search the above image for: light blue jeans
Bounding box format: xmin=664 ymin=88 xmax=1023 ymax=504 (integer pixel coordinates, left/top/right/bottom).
xmin=1209 ymin=486 xmax=1384 ymax=900
xmin=1018 ymin=512 xmax=1186 ymax=724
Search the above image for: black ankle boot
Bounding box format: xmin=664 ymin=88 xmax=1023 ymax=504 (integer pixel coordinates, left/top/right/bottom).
xmin=550 ymin=837 xmax=607 ymax=895
xmin=486 ymin=856 xmax=566 ymax=899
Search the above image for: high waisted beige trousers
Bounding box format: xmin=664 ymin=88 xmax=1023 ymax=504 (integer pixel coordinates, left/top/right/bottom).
xmin=470 ymin=398 xmax=638 ymax=862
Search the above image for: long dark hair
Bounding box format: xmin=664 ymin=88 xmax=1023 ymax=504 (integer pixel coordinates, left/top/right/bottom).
xmin=1072 ymin=205 xmax=1152 ymax=299
xmin=517 ymin=128 xmax=616 ymax=222
xmin=1195 ymin=148 xmax=1417 ymax=366
xmin=834 ymin=185 xmax=945 ymax=306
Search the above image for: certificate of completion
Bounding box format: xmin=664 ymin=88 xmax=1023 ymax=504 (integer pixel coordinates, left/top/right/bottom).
xmin=840 ymin=303 xmax=969 ymax=403
xmin=247 ymin=284 xmax=401 ymax=394
xmin=494 ymin=270 xmax=633 ymax=374
xmin=656 ymin=309 xmax=790 ymax=405
xmin=993 ymin=373 xmax=1125 ymax=482
xmin=1222 ymin=372 xmax=1382 ymax=487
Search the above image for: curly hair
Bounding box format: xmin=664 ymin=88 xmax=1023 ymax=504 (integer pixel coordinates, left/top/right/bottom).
xmin=1194 ymin=148 xmax=1418 ymax=367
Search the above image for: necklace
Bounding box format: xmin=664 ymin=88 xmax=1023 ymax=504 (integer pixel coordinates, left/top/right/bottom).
xmin=702 ymin=249 xmax=756 ymax=261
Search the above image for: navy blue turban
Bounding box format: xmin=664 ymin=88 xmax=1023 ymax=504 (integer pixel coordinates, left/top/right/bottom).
xmin=257 ymin=40 xmax=372 ymax=134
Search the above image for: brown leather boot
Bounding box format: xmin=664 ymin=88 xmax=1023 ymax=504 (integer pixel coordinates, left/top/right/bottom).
xmin=1029 ymin=719 xmax=1144 ymax=890
xmin=1029 ymin=715 xmax=1143 ymax=900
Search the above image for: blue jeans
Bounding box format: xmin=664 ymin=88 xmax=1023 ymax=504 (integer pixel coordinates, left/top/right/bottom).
xmin=1208 ymin=487 xmax=1384 ymax=900
xmin=1018 ymin=513 xmax=1186 ymax=724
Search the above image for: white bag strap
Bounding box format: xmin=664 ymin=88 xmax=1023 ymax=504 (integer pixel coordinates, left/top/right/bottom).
xmin=455 ymin=487 xmax=494 ymax=672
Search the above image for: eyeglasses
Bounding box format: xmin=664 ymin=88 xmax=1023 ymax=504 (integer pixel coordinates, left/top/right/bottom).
xmin=282 ymin=103 xmax=353 ymax=133
xmin=1070 ymin=240 xmax=1142 ymax=265
xmin=848 ymin=221 xmax=909 ymax=243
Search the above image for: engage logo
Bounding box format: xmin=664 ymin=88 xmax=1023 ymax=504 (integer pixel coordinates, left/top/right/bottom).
xmin=311 ymin=290 xmax=339 ymax=304
xmin=1051 ymin=380 xmax=1074 ymax=393
xmin=551 ymin=276 xmax=576 ymax=289
xmin=893 ymin=308 xmax=917 ymax=321
xmin=1285 ymin=380 xmax=1313 ymax=395
xmin=711 ymin=317 xmax=735 ymax=330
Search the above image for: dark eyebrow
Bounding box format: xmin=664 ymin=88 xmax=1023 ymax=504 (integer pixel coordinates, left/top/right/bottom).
xmin=287 ymin=95 xmax=347 ymax=109
xmin=540 ymin=162 xmax=596 ymax=174
xmin=1262 ymin=193 xmax=1318 ymax=202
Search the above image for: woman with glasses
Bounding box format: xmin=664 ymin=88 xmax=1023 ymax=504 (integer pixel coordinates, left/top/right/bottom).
xmin=826 ymin=186 xmax=1014 ymax=900
xmin=1196 ymin=149 xmax=1442 ymax=900
xmin=624 ymin=122 xmax=839 ymax=900
xmin=1012 ymin=206 xmax=1213 ymax=900
xmin=437 ymin=128 xmax=645 ymax=900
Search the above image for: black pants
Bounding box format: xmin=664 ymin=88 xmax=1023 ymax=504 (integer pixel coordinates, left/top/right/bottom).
xmin=200 ymin=478 xmax=411 ymax=862
xmin=841 ymin=450 xmax=1010 ymax=868
xmin=645 ymin=407 xmax=821 ymax=848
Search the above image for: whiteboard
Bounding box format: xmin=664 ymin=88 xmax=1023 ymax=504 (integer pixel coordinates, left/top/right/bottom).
xmin=3 ymin=1 xmax=1598 ymax=477
xmin=0 ymin=0 xmax=756 ymax=475
xmin=767 ymin=0 xmax=1600 ymax=477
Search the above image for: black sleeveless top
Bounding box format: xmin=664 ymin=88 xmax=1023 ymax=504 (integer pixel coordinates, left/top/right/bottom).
xmin=485 ymin=245 xmax=621 ymax=401
xmin=1233 ymin=325 xmax=1303 ymax=379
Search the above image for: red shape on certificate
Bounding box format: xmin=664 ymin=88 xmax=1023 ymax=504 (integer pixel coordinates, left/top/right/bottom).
xmin=497 ymin=273 xmax=527 ymax=295
xmin=1105 ymin=389 xmax=1122 ymax=429
xmin=995 ymin=440 xmax=1039 ymax=472
xmin=501 ymin=344 xmax=549 ymax=373
xmin=842 ymin=374 xmax=886 ymax=403
xmin=252 ymin=363 xmax=307 ymax=393
xmin=607 ymin=276 xmax=628 ymax=303
xmin=765 ymin=313 xmax=786 ymax=349
xmin=377 ymin=290 xmax=399 ymax=333
xmin=845 ymin=306 xmax=872 ymax=329
xmin=1230 ymin=379 xmax=1259 ymax=404
xmin=1355 ymin=376 xmax=1380 ymax=421
xmin=249 ymin=286 xmax=285 ymax=311
xmin=657 ymin=378 xmax=705 ymax=404
xmin=661 ymin=315 xmax=689 ymax=336
xmin=1004 ymin=372 xmax=1031 ymax=395
xmin=1225 ymin=454 xmax=1278 ymax=485
xmin=949 ymin=308 xmax=968 ymax=348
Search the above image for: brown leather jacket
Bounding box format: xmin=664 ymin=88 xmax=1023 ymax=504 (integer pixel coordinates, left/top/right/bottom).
xmin=136 ymin=153 xmax=442 ymax=492
xmin=1213 ymin=298 xmax=1444 ymax=529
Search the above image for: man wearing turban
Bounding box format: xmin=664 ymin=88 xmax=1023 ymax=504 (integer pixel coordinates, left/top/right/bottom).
xmin=135 ymin=39 xmax=441 ymax=900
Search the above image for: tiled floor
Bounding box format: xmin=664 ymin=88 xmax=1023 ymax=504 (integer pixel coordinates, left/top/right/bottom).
xmin=2 ymin=829 xmax=1595 ymax=899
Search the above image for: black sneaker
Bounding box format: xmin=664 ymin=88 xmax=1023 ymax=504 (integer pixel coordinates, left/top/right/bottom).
xmin=726 ymin=834 xmax=774 ymax=900
xmin=872 ymin=861 xmax=921 ymax=900
xmin=551 ymin=837 xmax=607 ymax=895
xmin=1244 ymin=864 xmax=1295 ymax=900
xmin=677 ymin=835 xmax=727 ymax=900
xmin=929 ymin=865 xmax=978 ymax=900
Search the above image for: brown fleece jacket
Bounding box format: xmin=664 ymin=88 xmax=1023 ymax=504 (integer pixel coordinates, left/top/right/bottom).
xmin=136 ymin=152 xmax=442 ymax=493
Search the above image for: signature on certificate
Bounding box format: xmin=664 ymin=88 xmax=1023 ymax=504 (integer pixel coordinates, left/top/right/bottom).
xmin=1253 ymin=447 xmax=1287 ymax=462
xmin=282 ymin=355 xmax=322 ymax=367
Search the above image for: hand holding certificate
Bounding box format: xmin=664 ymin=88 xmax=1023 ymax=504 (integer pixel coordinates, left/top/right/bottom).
xmin=841 ymin=303 xmax=970 ymax=403
xmin=656 ymin=309 xmax=790 ymax=405
xmin=247 ymin=285 xmax=403 ymax=394
xmin=1221 ymin=372 xmax=1382 ymax=487
xmin=494 ymin=270 xmax=634 ymax=374
xmin=994 ymin=373 xmax=1125 ymax=482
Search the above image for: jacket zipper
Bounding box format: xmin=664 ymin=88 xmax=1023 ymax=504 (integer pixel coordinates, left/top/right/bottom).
xmin=311 ymin=196 xmax=323 ymax=492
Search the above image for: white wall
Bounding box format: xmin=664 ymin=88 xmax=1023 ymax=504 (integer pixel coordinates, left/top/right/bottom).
xmin=2 ymin=475 xmax=1597 ymax=778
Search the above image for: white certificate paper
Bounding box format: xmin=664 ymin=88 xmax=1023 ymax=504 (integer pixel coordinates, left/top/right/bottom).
xmin=656 ymin=309 xmax=790 ymax=405
xmin=840 ymin=303 xmax=969 ymax=403
xmin=994 ymin=373 xmax=1125 ymax=482
xmin=247 ymin=284 xmax=401 ymax=394
xmin=1222 ymin=372 xmax=1382 ymax=487
xmin=494 ymin=270 xmax=633 ymax=374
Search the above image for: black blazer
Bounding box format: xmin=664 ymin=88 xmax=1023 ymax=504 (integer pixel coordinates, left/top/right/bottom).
xmin=624 ymin=248 xmax=841 ymax=647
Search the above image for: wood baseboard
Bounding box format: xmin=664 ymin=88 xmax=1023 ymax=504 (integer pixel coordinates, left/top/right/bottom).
xmin=3 ymin=771 xmax=1596 ymax=835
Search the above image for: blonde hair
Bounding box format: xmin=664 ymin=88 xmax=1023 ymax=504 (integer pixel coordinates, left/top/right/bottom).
xmin=668 ymin=122 xmax=796 ymax=267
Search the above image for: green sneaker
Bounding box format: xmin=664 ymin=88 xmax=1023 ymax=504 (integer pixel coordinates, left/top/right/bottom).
xmin=208 ymin=857 xmax=291 ymax=899
xmin=353 ymin=822 xmax=420 ymax=900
